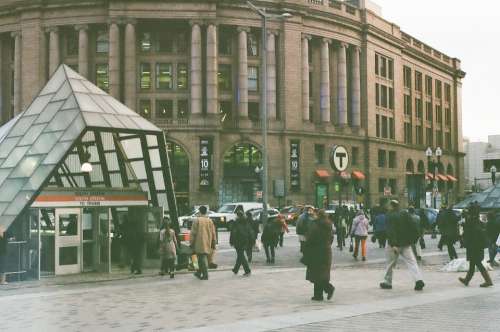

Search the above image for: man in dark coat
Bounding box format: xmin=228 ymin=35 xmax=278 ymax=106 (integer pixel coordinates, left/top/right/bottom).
xmin=380 ymin=200 xmax=425 ymax=291
xmin=230 ymin=211 xmax=254 ymax=276
xmin=245 ymin=211 xmax=259 ymax=263
xmin=436 ymin=205 xmax=459 ymax=260
xmin=486 ymin=210 xmax=500 ymax=267
xmin=304 ymin=210 xmax=334 ymax=301
xmin=122 ymin=215 xmax=145 ymax=275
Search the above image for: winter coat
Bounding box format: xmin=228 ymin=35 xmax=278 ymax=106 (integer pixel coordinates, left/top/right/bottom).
xmin=437 ymin=209 xmax=460 ymax=241
xmin=190 ymin=216 xmax=216 ymax=254
xmin=159 ymin=228 xmax=177 ymax=259
xmin=230 ymin=217 xmax=255 ymax=250
xmin=486 ymin=214 xmax=500 ymax=241
xmin=305 ymin=217 xmax=333 ymax=283
xmin=373 ymin=213 xmax=387 ymax=233
xmin=386 ymin=210 xmax=419 ymax=247
xmin=463 ymin=217 xmax=488 ymax=262
xmin=261 ymin=220 xmax=280 ymax=246
xmin=351 ymin=214 xmax=369 ymax=237
xmin=409 ymin=213 xmax=423 ymax=237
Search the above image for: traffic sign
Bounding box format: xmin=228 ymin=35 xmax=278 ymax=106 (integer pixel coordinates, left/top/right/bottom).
xmin=330 ymin=145 xmax=349 ymax=172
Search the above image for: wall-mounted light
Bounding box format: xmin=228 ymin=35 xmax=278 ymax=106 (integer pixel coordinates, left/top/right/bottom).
xmin=81 ymin=146 xmax=92 ymax=173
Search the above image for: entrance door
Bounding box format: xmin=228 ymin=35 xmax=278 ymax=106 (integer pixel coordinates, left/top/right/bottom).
xmin=97 ymin=209 xmax=111 ymax=273
xmin=55 ymin=209 xmax=81 ymax=275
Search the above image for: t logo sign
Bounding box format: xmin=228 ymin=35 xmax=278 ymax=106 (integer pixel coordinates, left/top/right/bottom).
xmin=330 ymin=145 xmax=349 ymax=172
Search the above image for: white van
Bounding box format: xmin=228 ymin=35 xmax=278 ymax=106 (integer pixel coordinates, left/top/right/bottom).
xmin=210 ymin=202 xmax=268 ymax=229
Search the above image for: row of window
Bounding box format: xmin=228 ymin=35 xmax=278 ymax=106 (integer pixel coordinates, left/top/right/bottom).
xmin=314 ymin=145 xmax=359 ymax=166
xmin=375 ymin=53 xmax=394 ymax=80
xmin=375 ymin=83 xmax=394 ymax=110
xmin=404 ymin=94 xmax=452 ymax=125
xmin=138 ymin=99 xmax=189 ymax=119
xmin=375 ymin=114 xmax=395 ymax=140
xmin=403 ymin=66 xmax=452 ymax=102
xmin=403 ymin=123 xmax=452 ymax=149
xmin=378 ymin=178 xmax=397 ymax=194
xmin=378 ymin=150 xmax=397 ymax=168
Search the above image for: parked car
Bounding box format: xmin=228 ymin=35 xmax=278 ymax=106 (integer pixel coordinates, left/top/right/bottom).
xmin=179 ymin=208 xmax=216 ymax=229
xmin=210 ymin=202 xmax=268 ymax=230
xmin=280 ymin=206 xmax=303 ymax=225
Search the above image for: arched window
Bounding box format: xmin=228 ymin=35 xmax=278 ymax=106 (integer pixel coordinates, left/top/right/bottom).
xmin=166 ymin=141 xmax=189 ymax=193
xmin=406 ymin=159 xmax=415 ymax=173
xmin=223 ymin=143 xmax=262 ymax=177
xmin=417 ymin=160 xmax=425 ymax=174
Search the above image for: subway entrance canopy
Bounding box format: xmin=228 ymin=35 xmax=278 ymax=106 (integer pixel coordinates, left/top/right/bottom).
xmin=0 ymin=64 xmax=178 ymax=230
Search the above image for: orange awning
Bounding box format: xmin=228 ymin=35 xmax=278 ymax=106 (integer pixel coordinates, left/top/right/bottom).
xmin=352 ymin=170 xmax=366 ymax=180
xmin=437 ymin=174 xmax=448 ymax=181
xmin=447 ymin=175 xmax=458 ymax=182
xmin=426 ymin=173 xmax=434 ymax=180
xmin=315 ymin=169 xmax=330 ymax=178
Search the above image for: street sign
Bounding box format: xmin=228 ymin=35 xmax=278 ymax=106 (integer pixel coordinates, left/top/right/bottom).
xmin=330 ymin=145 xmax=349 ymax=172
xmin=256 ymin=191 xmax=263 ymax=199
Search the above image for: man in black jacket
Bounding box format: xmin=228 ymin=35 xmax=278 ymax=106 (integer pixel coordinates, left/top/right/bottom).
xmin=380 ymin=200 xmax=425 ymax=291
xmin=230 ymin=211 xmax=254 ymax=276
xmin=436 ymin=205 xmax=460 ymax=261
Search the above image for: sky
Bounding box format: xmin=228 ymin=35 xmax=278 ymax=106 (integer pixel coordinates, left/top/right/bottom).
xmin=374 ymin=0 xmax=499 ymax=143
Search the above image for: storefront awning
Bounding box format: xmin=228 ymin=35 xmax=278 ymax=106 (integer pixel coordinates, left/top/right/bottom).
xmin=447 ymin=175 xmax=458 ymax=182
xmin=426 ymin=173 xmax=434 ymax=180
xmin=351 ymin=170 xmax=366 ymax=180
xmin=437 ymin=174 xmax=449 ymax=181
xmin=315 ymin=169 xmax=330 ymax=178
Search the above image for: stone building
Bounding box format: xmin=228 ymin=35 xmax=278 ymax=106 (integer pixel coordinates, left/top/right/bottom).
xmin=0 ymin=0 xmax=465 ymax=212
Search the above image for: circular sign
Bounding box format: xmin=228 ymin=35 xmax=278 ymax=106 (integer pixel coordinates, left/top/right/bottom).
xmin=330 ymin=145 xmax=349 ymax=172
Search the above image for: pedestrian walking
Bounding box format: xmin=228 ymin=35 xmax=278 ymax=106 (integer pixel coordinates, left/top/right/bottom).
xmin=246 ymin=211 xmax=259 ymax=263
xmin=230 ymin=211 xmax=254 ymax=276
xmin=409 ymin=207 xmax=423 ymax=261
xmin=158 ymin=219 xmax=178 ymax=278
xmin=190 ymin=206 xmax=216 ymax=280
xmin=486 ymin=210 xmax=500 ymax=267
xmin=351 ymin=210 xmax=369 ymax=261
xmin=304 ymin=209 xmax=335 ymax=301
xmin=380 ymin=200 xmax=425 ymax=291
xmin=459 ymin=203 xmax=493 ymax=287
xmin=0 ymin=226 xmax=12 ymax=285
xmin=277 ymin=214 xmax=289 ymax=247
xmin=373 ymin=206 xmax=388 ymax=248
xmin=296 ymin=206 xmax=314 ymax=254
xmin=334 ymin=207 xmax=348 ymax=250
xmin=436 ymin=205 xmax=460 ymax=261
xmin=123 ymin=215 xmax=144 ymax=275
xmin=261 ymin=217 xmax=280 ymax=264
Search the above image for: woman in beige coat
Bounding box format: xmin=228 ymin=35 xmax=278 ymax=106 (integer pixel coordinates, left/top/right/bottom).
xmin=190 ymin=206 xmax=216 ymax=280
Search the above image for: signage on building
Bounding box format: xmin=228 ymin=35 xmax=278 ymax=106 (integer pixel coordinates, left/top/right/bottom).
xmin=384 ymin=186 xmax=392 ymax=196
xmin=32 ymin=189 xmax=148 ymax=208
xmin=273 ymin=179 xmax=285 ymax=197
xmin=330 ymin=145 xmax=349 ymax=172
xmin=290 ymin=141 xmax=300 ymax=190
xmin=199 ymin=137 xmax=213 ymax=190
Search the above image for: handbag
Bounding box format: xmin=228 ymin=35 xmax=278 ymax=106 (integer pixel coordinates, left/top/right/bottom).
xmin=349 ymin=238 xmax=354 ymax=252
xmin=371 ymin=235 xmax=377 ymax=243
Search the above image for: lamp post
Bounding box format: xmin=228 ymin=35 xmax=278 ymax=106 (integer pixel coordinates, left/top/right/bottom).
xmin=491 ymin=165 xmax=497 ymax=186
xmin=425 ymin=147 xmax=442 ymax=209
xmin=246 ymin=1 xmax=291 ymax=226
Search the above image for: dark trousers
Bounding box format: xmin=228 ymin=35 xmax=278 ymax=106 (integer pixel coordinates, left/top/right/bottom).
xmin=313 ymin=281 xmax=333 ymax=299
xmin=376 ymin=232 xmax=387 ymax=248
xmin=197 ymin=254 xmax=209 ymax=279
xmin=160 ymin=257 xmax=175 ymax=274
xmin=337 ymin=228 xmax=345 ymax=250
xmin=246 ymin=246 xmax=253 ymax=263
xmin=445 ymin=239 xmax=458 ymax=260
xmin=489 ymin=241 xmax=498 ymax=262
xmin=279 ymin=232 xmax=285 ymax=247
xmin=264 ymin=244 xmax=275 ymax=262
xmin=465 ymin=258 xmax=487 ymax=280
xmin=234 ymin=249 xmax=251 ymax=274
xmin=130 ymin=247 xmax=143 ymax=273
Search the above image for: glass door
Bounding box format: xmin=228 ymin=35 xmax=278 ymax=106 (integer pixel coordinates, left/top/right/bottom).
xmin=55 ymin=209 xmax=81 ymax=275
xmin=97 ymin=208 xmax=111 ymax=273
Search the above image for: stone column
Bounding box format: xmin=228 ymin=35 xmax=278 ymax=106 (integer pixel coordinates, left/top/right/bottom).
xmin=124 ymin=19 xmax=137 ymax=109
xmin=190 ymin=21 xmax=202 ymax=115
xmin=12 ymin=31 xmax=21 ymax=115
xmin=320 ymin=38 xmax=331 ymax=123
xmin=238 ymin=27 xmax=249 ymax=118
xmin=47 ymin=26 xmax=60 ymax=75
xmin=302 ymin=35 xmax=311 ymax=122
xmin=267 ymin=31 xmax=277 ymax=120
xmin=206 ymin=23 xmax=218 ymax=115
xmin=350 ymin=45 xmax=361 ymax=127
xmin=75 ymin=24 xmax=89 ymax=77
xmin=337 ymin=42 xmax=348 ymax=126
xmin=108 ymin=20 xmax=121 ymax=99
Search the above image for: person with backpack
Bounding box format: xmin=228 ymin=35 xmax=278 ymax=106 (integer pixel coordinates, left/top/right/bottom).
xmin=158 ymin=219 xmax=178 ymax=278
xmin=380 ymin=200 xmax=425 ymax=291
xmin=351 ymin=210 xmax=369 ymax=261
xmin=459 ymin=203 xmax=493 ymax=287
xmin=296 ymin=206 xmax=314 ymax=254
xmin=230 ymin=211 xmax=254 ymax=276
xmin=373 ymin=207 xmax=388 ymax=248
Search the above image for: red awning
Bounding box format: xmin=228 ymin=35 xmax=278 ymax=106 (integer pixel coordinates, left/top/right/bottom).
xmin=437 ymin=174 xmax=448 ymax=181
xmin=447 ymin=175 xmax=458 ymax=182
xmin=426 ymin=173 xmax=434 ymax=180
xmin=315 ymin=169 xmax=330 ymax=178
xmin=352 ymin=170 xmax=366 ymax=180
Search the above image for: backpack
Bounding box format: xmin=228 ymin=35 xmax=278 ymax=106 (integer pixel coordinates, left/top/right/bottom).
xmin=401 ymin=211 xmax=420 ymax=244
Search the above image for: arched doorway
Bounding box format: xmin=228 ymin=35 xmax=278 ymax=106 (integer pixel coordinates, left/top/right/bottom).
xmin=221 ymin=143 xmax=262 ymax=203
xmin=166 ymin=141 xmax=190 ymax=215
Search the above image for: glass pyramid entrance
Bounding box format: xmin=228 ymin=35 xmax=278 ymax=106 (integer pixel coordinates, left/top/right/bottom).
xmin=0 ymin=64 xmax=178 ymax=229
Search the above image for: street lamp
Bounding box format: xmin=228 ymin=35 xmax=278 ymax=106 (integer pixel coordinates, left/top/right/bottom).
xmin=246 ymin=1 xmax=292 ymax=226
xmin=491 ymin=165 xmax=497 ymax=185
xmin=426 ymin=147 xmax=442 ymax=209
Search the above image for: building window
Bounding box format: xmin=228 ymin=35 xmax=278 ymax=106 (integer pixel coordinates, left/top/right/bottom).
xmin=445 ymin=83 xmax=451 ymax=103
xmin=140 ymin=63 xmax=151 ymax=90
xmin=178 ymin=100 xmax=189 ymax=118
xmin=66 ymin=30 xmax=78 ymax=56
xmin=156 ymin=100 xmax=173 ymax=119
xmin=352 ymin=147 xmax=359 ymax=166
xmin=388 ymin=151 xmax=397 ymax=168
xmin=156 ymin=63 xmax=173 ymax=90
xmin=403 ymin=66 xmax=412 ymax=89
xmin=375 ymin=83 xmax=380 ymax=107
xmin=139 ymin=100 xmax=151 ymax=119
xmin=404 ymin=122 xmax=412 ymax=144
xmin=219 ymin=30 xmax=232 ymax=55
xmin=248 ymin=33 xmax=259 ymax=56
xmin=426 ymin=127 xmax=433 ymax=146
xmin=248 ymin=66 xmax=259 ymax=92
xmin=158 ymin=34 xmax=174 ymax=53
xmin=95 ymin=64 xmax=109 ymax=92
xmin=140 ymin=32 xmax=152 ymax=53
xmin=314 ymin=144 xmax=325 ymax=164
xmin=376 ymin=114 xmax=380 ymax=137
xmin=404 ymin=94 xmax=412 ymax=116
xmin=220 ymin=101 xmax=232 ymax=122
xmin=378 ymin=178 xmax=386 ymax=193
xmin=436 ymin=130 xmax=443 ymax=147
xmin=389 ymin=179 xmax=397 ymax=194
xmin=96 ymin=29 xmax=109 ymax=54
xmin=177 ymin=64 xmax=188 ymax=90
xmin=415 ymin=98 xmax=423 ymax=119
xmin=381 ymin=115 xmax=388 ymax=138
xmin=425 ymin=101 xmax=432 ymax=121
xmin=425 ymin=75 xmax=433 ymax=96
xmin=415 ymin=71 xmax=422 ymax=92
xmin=176 ymin=32 xmax=188 ymax=54
xmin=378 ymin=149 xmax=387 ymax=167
xmin=309 ymin=105 xmax=314 ymax=123
xmin=388 ymin=87 xmax=394 ymax=110
xmin=248 ymin=102 xmax=259 ymax=121
xmin=218 ymin=64 xmax=232 ymax=91
xmin=445 ymin=107 xmax=451 ymax=126
xmin=381 ymin=85 xmax=388 ymax=108
xmin=375 ymin=53 xmax=394 ymax=80
xmin=445 ymin=132 xmax=452 ymax=150
xmin=435 ymin=80 xmax=442 ymax=99
xmin=389 ymin=117 xmax=395 ymax=139
xmin=416 ymin=125 xmax=423 ymax=145
xmin=435 ymin=105 xmax=442 ymax=124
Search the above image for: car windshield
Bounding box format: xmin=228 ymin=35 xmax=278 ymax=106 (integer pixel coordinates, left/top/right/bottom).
xmin=218 ymin=205 xmax=236 ymax=213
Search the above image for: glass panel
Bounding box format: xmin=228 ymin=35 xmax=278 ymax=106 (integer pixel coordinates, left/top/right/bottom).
xmin=146 ymin=135 xmax=158 ymax=147
xmin=95 ymin=64 xmax=109 ymax=92
xmin=69 ymin=79 xmax=90 ymax=93
xmin=121 ymin=138 xmax=142 ymax=159
xmin=89 ymin=164 xmax=104 ymax=183
xmin=40 ymin=68 xmax=65 ymax=95
xmin=102 ymin=96 xmax=136 ymax=116
xmin=149 ymin=149 xmax=161 ymax=168
xmin=0 ymin=168 xmax=11 ymax=187
xmin=64 ymin=65 xmax=83 ymax=79
xmin=59 ymin=213 xmax=78 ymax=236
xmin=0 ymin=203 xmax=8 ymax=216
xmin=4 ymin=190 xmax=35 ymax=215
xmin=82 ymin=212 xmax=93 ymax=241
xmin=83 ymin=242 xmax=94 ymax=269
xmin=61 ymin=95 xmax=78 ymax=110
xmin=1 ymin=146 xmax=29 ymax=168
xmin=52 ymin=81 xmax=73 ymax=101
xmin=177 ymin=64 xmax=188 ymax=90
xmin=59 ymin=247 xmax=78 ymax=265
xmin=18 ymin=124 xmax=46 ymax=146
xmin=10 ymin=155 xmax=43 ymax=178
xmin=60 ymin=115 xmax=85 ymax=141
xmin=157 ymin=193 xmax=168 ymax=209
xmin=105 ymin=153 xmax=119 ymax=171
xmin=101 ymin=114 xmax=125 ymax=128
xmin=0 ymin=215 xmax=16 ymax=228
xmin=153 ymin=170 xmax=165 ymax=190
xmin=82 ymin=112 xmax=109 ymax=127
xmin=100 ymin=132 xmax=115 ymax=150
xmin=45 ymin=109 xmax=79 ymax=132
xmin=110 ymin=173 xmax=122 ymax=187
xmin=0 ymin=137 xmax=21 ymax=158
xmin=91 ymin=95 xmax=117 ymax=114
xmin=116 ymin=115 xmax=139 ymax=130
xmin=23 ymin=164 xmax=54 ymax=190
xmin=0 ymin=179 xmax=28 ymax=202
xmin=75 ymin=93 xmax=103 ymax=112
xmin=7 ymin=116 xmax=37 ymax=137
xmin=24 ymin=94 xmax=54 ymax=116
xmin=131 ymin=161 xmax=147 ymax=180
xmin=81 ymin=79 xmax=106 ymax=95
xmin=35 ymin=101 xmax=65 ymax=124
xmin=140 ymin=63 xmax=151 ymax=90
xmin=155 ymin=63 xmax=173 ymax=89
xmin=96 ymin=29 xmax=109 ymax=53
xmin=131 ymin=116 xmax=160 ymax=132
xmin=42 ymin=141 xmax=73 ymax=165
xmin=28 ymin=131 xmax=63 ymax=155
